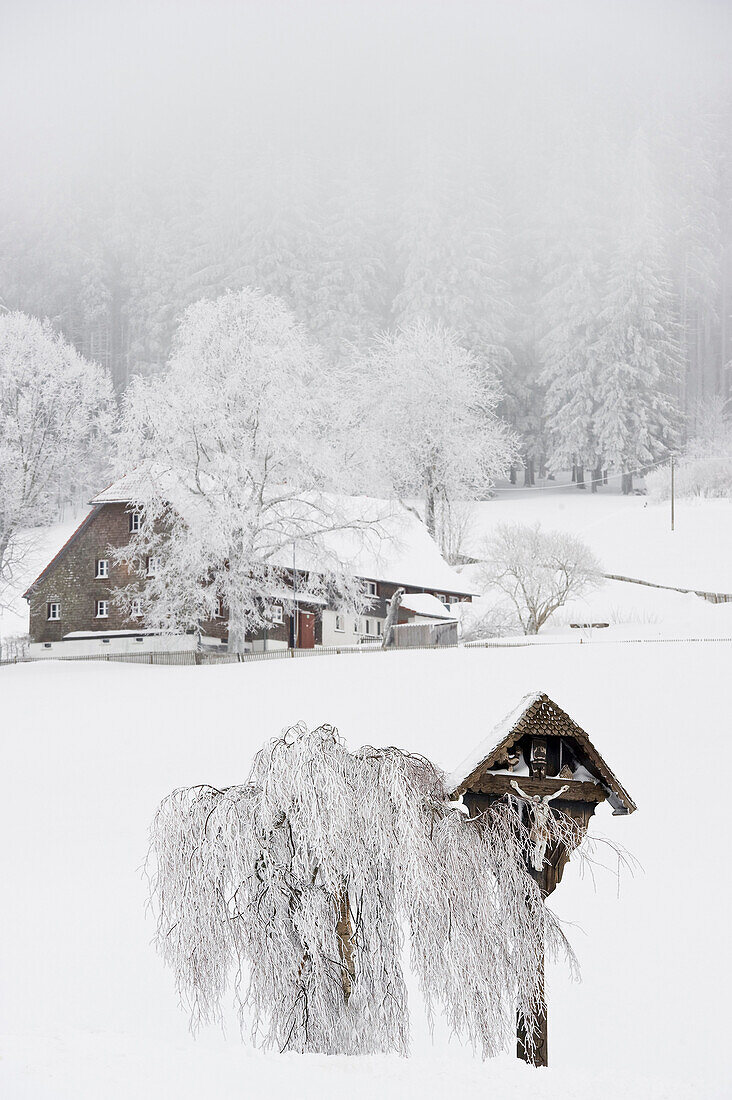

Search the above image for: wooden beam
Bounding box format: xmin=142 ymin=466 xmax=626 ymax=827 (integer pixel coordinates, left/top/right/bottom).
xmin=468 ymin=774 xmax=606 ymax=803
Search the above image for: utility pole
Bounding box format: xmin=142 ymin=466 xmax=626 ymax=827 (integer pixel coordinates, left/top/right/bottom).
xmin=670 ymin=455 xmax=675 ymax=532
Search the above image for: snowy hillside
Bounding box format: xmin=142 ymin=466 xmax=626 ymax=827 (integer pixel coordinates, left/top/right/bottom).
xmin=464 ymin=484 xmax=732 ymax=594
xmin=1 ymin=644 xmax=729 ymax=1098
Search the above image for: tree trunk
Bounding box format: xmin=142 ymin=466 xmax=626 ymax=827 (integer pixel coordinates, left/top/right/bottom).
xmin=517 ymin=949 xmax=547 ymax=1067
xmin=227 ymin=603 xmax=248 ymax=654
xmin=509 ymin=466 xmax=517 ymax=485
xmin=425 ymin=485 xmax=436 ymax=539
xmin=523 ymin=457 xmax=535 ymax=487
xmin=575 ymin=465 xmax=585 ymax=489
xmin=621 ymin=473 xmax=633 ymax=495
xmin=382 ymin=588 xmax=404 ymax=648
xmin=336 ymin=889 xmax=356 ymax=1002
xmin=591 ymin=464 xmax=602 ymax=493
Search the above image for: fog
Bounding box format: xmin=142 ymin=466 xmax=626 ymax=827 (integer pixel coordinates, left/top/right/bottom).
xmin=1 ymin=0 xmax=731 ymax=452
xmin=3 ymin=0 xmax=727 ymax=186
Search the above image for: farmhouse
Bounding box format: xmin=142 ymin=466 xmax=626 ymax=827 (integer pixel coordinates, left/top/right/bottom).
xmin=23 ymin=477 xmax=474 ymax=658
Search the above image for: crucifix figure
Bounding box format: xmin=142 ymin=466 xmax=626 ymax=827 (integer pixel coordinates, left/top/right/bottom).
xmin=510 ymin=781 xmax=570 ymax=871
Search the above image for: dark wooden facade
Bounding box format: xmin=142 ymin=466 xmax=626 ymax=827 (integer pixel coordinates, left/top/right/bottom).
xmin=24 ymin=503 xmax=473 ymax=648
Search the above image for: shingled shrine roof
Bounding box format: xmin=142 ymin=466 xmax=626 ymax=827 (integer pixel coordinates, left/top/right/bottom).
xmin=448 ymin=691 xmax=637 ymax=816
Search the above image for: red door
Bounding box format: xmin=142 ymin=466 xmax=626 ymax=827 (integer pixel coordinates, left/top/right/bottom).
xmin=297 ymin=610 xmax=315 ymax=649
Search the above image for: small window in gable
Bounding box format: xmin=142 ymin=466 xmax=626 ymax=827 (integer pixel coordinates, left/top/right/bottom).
xmin=271 ymin=604 xmax=284 ymax=624
xmin=129 ymin=512 xmax=142 ymax=533
xmin=96 ymin=600 xmax=109 ymax=618
xmin=47 ymin=602 xmax=60 ymax=621
xmin=213 ymin=596 xmax=224 ymax=619
xmin=96 ymin=559 xmax=109 ymax=579
xmin=146 ymin=556 xmax=160 ymax=577
xmin=364 ymin=581 xmax=378 ymax=597
xmin=130 ymin=598 xmax=143 ymax=619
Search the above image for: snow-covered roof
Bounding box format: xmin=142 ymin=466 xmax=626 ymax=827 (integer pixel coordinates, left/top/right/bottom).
xmin=400 ymin=593 xmax=456 ymax=620
xmin=448 ymin=691 xmax=637 ymax=815
xmin=90 ymin=473 xmax=475 ymax=596
xmin=90 ymin=471 xmax=153 ymax=504
xmin=447 ymin=691 xmax=544 ymax=794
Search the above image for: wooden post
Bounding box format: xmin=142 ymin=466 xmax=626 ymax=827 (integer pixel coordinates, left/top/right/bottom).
xmin=517 ymin=948 xmax=548 ymax=1067
xmin=671 ymin=454 xmax=675 ymax=532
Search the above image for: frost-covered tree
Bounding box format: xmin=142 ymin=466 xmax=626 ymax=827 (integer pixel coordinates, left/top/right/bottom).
xmin=308 ymin=165 xmax=388 ymax=359
xmin=115 ymin=288 xmax=376 ymax=651
xmin=357 ymin=320 xmax=516 ymax=540
xmin=393 ymin=160 xmax=513 ymax=375
xmin=646 ymin=396 xmax=732 ymax=500
xmin=540 ymin=251 xmax=604 ymax=488
xmin=150 ymin=723 xmax=582 ymax=1058
xmin=0 ymin=312 xmax=115 ymax=609
xmin=478 ymin=523 xmax=601 ymax=635
xmin=594 ymin=139 xmax=683 ymax=491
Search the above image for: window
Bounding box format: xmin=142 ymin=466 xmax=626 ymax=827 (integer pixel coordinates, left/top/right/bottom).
xmin=438 ymin=594 xmax=449 ymax=605
xmin=334 ymin=613 xmax=345 ymax=632
xmin=213 ymin=596 xmax=224 ymax=619
xmin=353 ymin=619 xmax=359 ymax=633
xmin=47 ymin=602 xmax=60 ymax=621
xmin=364 ymin=619 xmax=371 ymax=635
xmin=364 ymin=581 xmax=378 ymax=597
xmin=146 ymin=556 xmax=160 ymax=577
xmin=96 ymin=559 xmax=109 ymax=579
xmin=376 ymin=620 xmax=383 ymax=635
xmin=130 ymin=598 xmax=142 ymax=619
xmin=271 ymin=604 xmax=284 ymax=624
xmin=129 ymin=512 xmax=142 ymax=533
xmin=96 ymin=600 xmax=109 ymax=618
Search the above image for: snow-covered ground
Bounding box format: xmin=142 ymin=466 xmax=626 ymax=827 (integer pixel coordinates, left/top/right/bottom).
xmin=464 ymin=481 xmax=732 ymax=594
xmin=1 ymin=643 xmax=729 ymax=1098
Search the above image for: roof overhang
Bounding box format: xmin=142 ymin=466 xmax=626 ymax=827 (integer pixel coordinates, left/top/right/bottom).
xmin=449 ymin=691 xmax=637 ymax=815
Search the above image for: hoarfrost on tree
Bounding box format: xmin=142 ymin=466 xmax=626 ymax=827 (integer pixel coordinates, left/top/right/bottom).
xmin=114 ymin=288 xmax=381 ymax=651
xmin=0 ymin=311 xmax=115 ymax=610
xmin=149 ymin=723 xmax=591 ymax=1060
xmin=355 ymin=319 xmax=517 ymax=542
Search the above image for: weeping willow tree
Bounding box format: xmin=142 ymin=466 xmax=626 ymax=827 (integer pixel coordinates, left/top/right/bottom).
xmin=149 ymin=724 xmax=587 ymax=1059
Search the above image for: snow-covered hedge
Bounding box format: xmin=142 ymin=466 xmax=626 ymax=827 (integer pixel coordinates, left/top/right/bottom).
xmin=647 ymin=454 xmax=732 ymax=500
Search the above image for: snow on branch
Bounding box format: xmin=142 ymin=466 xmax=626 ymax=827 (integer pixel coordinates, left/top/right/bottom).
xmin=148 ymin=723 xmax=590 ymax=1059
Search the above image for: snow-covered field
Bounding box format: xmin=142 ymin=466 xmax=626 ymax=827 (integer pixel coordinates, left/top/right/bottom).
xmin=465 ymin=483 xmax=732 ymax=594
xmin=1 ymin=642 xmax=729 ymax=1098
